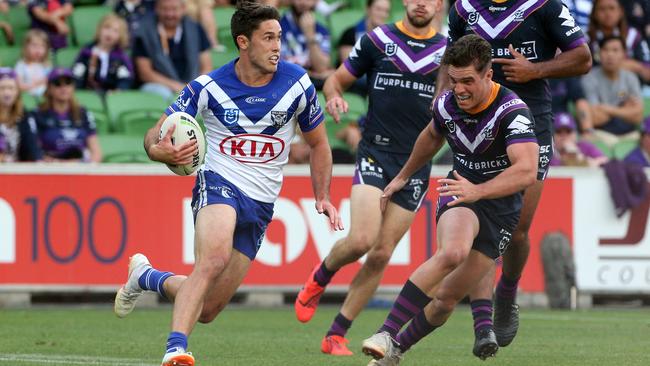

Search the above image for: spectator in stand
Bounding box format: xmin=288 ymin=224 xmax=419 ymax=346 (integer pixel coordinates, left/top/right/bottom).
xmin=132 ymin=0 xmax=212 ymax=100
xmin=114 ymin=0 xmax=156 ymax=47
xmin=563 ymin=0 xmax=592 ymax=33
xmin=28 ymin=0 xmax=73 ymax=51
xmin=582 ymin=36 xmax=644 ymax=149
xmin=28 ymin=68 xmax=102 ymax=162
xmin=624 ymin=116 xmax=650 ymax=167
xmin=72 ymin=14 xmax=134 ymax=92
xmin=622 ymin=0 xmax=650 ymax=44
xmin=550 ymin=112 xmax=609 ymax=167
xmin=185 ymin=0 xmax=223 ymax=50
xmin=14 ymin=29 xmax=52 ymax=97
xmin=550 ymin=77 xmax=594 ymax=139
xmin=338 ymin=0 xmax=391 ymax=63
xmin=0 ymin=0 xmax=15 ymax=45
xmin=280 ymin=0 xmax=334 ymax=89
xmin=588 ymin=0 xmax=650 ymax=83
xmin=0 ymin=67 xmax=41 ymax=162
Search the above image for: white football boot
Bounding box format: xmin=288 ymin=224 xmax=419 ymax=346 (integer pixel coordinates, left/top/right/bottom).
xmin=114 ymin=253 xmax=151 ymax=318
xmin=161 ymin=347 xmax=195 ymax=366
xmin=362 ymin=331 xmax=401 ymax=361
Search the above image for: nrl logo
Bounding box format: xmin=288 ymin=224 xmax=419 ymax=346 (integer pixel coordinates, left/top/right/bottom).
xmin=271 ymin=110 xmax=289 ymax=128
xmin=385 ymin=43 xmax=398 ymax=57
xmin=223 ymin=108 xmax=240 ymax=125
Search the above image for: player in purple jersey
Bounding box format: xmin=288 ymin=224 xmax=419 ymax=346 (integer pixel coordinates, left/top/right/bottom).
xmin=294 ymin=0 xmax=447 ymax=356
xmin=361 ymin=34 xmax=539 ymax=366
xmin=113 ymin=2 xmax=343 ymax=365
xmin=443 ymin=0 xmax=593 ymax=350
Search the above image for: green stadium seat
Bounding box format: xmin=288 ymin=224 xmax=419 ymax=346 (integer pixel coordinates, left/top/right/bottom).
xmin=613 ymin=139 xmax=639 ymax=160
xmin=54 ymin=47 xmax=80 ymax=67
xmin=342 ymin=92 xmax=367 ymax=120
xmin=214 ymin=6 xmax=235 ymax=47
xmin=98 ymin=134 xmax=152 ymax=163
xmin=330 ymin=10 xmax=364 ymax=47
xmin=0 ymin=46 xmax=22 ymax=67
xmin=20 ymin=92 xmax=39 ymax=111
xmin=118 ymin=109 xmax=161 ymax=136
xmin=105 ymin=91 xmax=168 ymax=129
xmin=592 ymin=139 xmax=613 ymax=158
xmin=211 ymin=49 xmax=239 ymax=69
xmin=71 ymin=6 xmax=111 ymax=47
xmin=75 ymin=89 xmax=110 ymax=133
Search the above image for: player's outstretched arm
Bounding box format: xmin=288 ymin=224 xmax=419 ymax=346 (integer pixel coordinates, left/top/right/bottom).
xmin=144 ymin=114 xmax=197 ymax=165
xmin=439 ymin=142 xmax=538 ymax=206
xmin=303 ymin=123 xmax=344 ymax=230
xmin=381 ymin=124 xmax=444 ymax=211
xmin=493 ymin=44 xmax=592 ymax=83
xmin=323 ymin=66 xmax=357 ymax=124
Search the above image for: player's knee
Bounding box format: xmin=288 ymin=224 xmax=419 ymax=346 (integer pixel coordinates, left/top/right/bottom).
xmin=194 ymin=253 xmax=229 ymax=280
xmin=438 ymin=248 xmax=467 ymax=271
xmin=365 ymin=247 xmax=392 ymax=271
xmin=511 ymin=229 xmax=529 ymax=247
xmin=347 ymin=233 xmax=376 ymax=259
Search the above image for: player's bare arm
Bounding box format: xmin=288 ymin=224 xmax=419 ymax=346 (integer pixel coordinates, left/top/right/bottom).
xmin=439 ymin=141 xmax=538 ymax=206
xmin=323 ymin=66 xmax=357 ymax=123
xmin=381 ymin=123 xmax=444 ymax=211
xmin=493 ymin=43 xmax=592 ymax=83
xmin=144 ymin=114 xmax=198 ymax=165
xmin=302 ymin=123 xmax=344 ymax=231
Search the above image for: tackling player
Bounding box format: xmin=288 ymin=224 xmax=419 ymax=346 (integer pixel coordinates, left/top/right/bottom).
xmin=294 ymin=0 xmax=447 ymax=356
xmin=113 ymin=1 xmax=343 ymax=365
xmin=362 ymin=34 xmax=539 ymax=366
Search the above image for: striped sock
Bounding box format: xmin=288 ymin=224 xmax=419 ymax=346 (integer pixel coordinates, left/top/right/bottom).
xmin=313 ymin=260 xmax=337 ymax=287
xmin=471 ymin=299 xmax=493 ymax=336
xmin=495 ymin=275 xmax=519 ymax=300
xmin=326 ymin=312 xmax=352 ymax=337
xmin=379 ymin=280 xmax=432 ymax=337
xmin=138 ymin=268 xmax=174 ymax=299
xmin=396 ymin=310 xmax=438 ymax=352
xmin=166 ymin=331 xmax=188 ymax=353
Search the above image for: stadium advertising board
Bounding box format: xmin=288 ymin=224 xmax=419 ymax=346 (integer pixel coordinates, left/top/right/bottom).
xmin=2 ymin=165 xmax=637 ymax=294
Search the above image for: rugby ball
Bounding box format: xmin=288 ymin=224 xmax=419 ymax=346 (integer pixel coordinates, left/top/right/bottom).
xmin=160 ymin=112 xmax=206 ymax=176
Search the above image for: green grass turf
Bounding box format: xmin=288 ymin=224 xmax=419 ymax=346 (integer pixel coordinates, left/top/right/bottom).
xmin=0 ymin=306 xmax=649 ymax=365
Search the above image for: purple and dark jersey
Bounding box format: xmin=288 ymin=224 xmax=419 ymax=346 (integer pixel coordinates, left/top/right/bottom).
xmin=28 ymin=108 xmax=97 ymax=160
xmin=343 ymin=23 xmax=447 ymax=154
xmin=448 ymin=0 xmax=587 ymax=121
xmin=432 ymin=84 xmax=537 ymax=210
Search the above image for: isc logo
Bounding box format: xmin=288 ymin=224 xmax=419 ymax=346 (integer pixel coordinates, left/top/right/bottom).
xmin=219 ymin=133 xmax=285 ymax=163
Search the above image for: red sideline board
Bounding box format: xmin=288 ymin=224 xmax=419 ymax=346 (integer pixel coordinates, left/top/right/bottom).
xmin=0 ymin=169 xmax=572 ymax=293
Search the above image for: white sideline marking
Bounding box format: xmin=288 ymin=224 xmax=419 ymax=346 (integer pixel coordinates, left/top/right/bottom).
xmin=0 ymin=353 xmax=157 ymax=365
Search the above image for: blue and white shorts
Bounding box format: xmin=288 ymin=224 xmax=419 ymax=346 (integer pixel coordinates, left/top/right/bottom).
xmin=191 ymin=169 xmax=275 ymax=260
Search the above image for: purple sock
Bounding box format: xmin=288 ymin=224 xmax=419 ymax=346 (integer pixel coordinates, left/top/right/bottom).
xmin=379 ymin=280 xmax=432 ymax=337
xmin=471 ymin=299 xmax=493 ymax=335
xmin=313 ymin=260 xmax=336 ymax=287
xmin=166 ymin=331 xmax=187 ymax=353
xmin=326 ymin=312 xmax=352 ymax=337
xmin=138 ymin=268 xmax=174 ymax=299
xmin=495 ymin=275 xmax=520 ymax=300
xmin=396 ymin=310 xmax=438 ymax=352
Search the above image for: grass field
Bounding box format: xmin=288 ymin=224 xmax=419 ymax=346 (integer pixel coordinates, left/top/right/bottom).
xmin=0 ymin=306 xmax=649 ymax=365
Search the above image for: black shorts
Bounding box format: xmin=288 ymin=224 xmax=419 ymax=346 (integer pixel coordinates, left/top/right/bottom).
xmin=435 ymin=195 xmax=520 ymax=259
xmin=353 ymin=140 xmax=431 ymax=212
xmin=534 ymin=113 xmax=553 ymax=181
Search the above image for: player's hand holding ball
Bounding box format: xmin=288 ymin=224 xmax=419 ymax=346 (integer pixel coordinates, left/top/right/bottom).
xmin=155 ymin=112 xmax=206 ymax=176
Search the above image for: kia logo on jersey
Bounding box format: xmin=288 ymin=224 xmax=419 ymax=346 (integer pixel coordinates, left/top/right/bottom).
xmin=219 ymin=134 xmax=286 ymax=163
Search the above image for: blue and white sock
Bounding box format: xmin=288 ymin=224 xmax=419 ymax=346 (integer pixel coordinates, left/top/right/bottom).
xmin=166 ymin=331 xmax=188 ymax=353
xmin=138 ymin=268 xmax=174 ymax=299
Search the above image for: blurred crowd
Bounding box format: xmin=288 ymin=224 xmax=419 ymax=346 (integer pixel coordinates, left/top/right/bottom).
xmin=2 ymin=0 xmax=650 ymax=167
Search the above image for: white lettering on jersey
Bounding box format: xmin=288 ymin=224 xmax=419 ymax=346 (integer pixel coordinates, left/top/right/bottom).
xmin=459 ymin=0 xmax=542 ymax=39
xmin=507 ymin=114 xmax=534 ymax=137
xmin=559 ymin=5 xmax=576 ymax=28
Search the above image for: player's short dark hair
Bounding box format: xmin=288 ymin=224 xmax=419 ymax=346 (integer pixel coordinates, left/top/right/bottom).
xmin=442 ymin=34 xmax=492 ymax=74
xmin=599 ymin=35 xmax=626 ymax=51
xmin=231 ymin=0 xmax=280 ymax=49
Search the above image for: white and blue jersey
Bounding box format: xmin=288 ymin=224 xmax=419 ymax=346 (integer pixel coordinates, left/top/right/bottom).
xmin=166 ymin=60 xmax=324 ymax=203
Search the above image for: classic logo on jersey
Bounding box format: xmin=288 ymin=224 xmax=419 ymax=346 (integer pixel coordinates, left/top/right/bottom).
xmin=245 ymin=96 xmax=267 ymax=104
xmin=219 ymin=133 xmax=285 ymax=163
xmin=385 ymin=43 xmax=398 ymax=56
xmin=223 ymin=108 xmax=240 ymax=125
xmin=175 ymin=90 xmax=191 ymax=112
xmin=271 ymin=111 xmax=288 ymax=129
xmin=506 ymin=114 xmax=534 ymax=137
